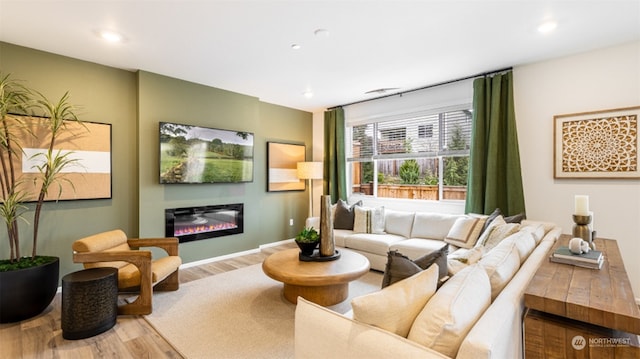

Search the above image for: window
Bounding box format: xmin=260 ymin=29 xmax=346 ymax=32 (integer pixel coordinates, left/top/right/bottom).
xmin=379 ymin=127 xmax=406 ymax=154
xmin=347 ymin=107 xmax=471 ymax=201
xmin=418 ymin=124 xmax=433 ymax=138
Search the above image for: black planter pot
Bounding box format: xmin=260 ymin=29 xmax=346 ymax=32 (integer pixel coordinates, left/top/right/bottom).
xmin=0 ymin=256 xmax=60 ymax=323
xmin=295 ymin=241 xmax=319 ymax=256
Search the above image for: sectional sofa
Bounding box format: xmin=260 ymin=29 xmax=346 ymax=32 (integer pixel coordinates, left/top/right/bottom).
xmin=298 ymin=204 xmax=561 ymax=359
xmin=308 ymin=208 xmax=462 ymax=271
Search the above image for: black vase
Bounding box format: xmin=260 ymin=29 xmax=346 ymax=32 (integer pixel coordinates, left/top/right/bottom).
xmin=0 ymin=256 xmax=60 ymax=323
xmin=296 ymin=241 xmax=318 ymax=256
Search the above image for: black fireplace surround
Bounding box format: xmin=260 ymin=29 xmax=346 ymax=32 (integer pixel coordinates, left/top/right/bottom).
xmin=165 ymin=203 xmax=243 ymax=243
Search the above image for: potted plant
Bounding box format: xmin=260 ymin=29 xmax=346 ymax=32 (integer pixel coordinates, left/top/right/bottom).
xmin=0 ymin=73 xmax=82 ymax=323
xmin=295 ymin=226 xmax=319 ymax=256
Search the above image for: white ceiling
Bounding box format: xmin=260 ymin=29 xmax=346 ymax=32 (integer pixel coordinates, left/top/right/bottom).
xmin=1 ymin=1 xmax=639 ymax=113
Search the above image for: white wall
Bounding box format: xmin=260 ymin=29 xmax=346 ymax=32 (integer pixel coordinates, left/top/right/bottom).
xmin=514 ymin=41 xmax=640 ymax=299
xmin=311 ymin=111 xmax=325 ymax=216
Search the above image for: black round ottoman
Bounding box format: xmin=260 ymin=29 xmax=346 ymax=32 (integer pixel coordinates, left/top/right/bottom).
xmin=61 ymin=267 xmax=118 ymax=340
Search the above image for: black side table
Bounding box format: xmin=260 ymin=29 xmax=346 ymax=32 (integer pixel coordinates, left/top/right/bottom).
xmin=61 ymin=267 xmax=118 ymax=340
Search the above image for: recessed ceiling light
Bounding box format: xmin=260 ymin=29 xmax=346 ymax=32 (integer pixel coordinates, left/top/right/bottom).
xmin=291 ymin=44 xmax=301 ymax=50
xmin=98 ymin=30 xmax=125 ymax=43
xmin=303 ymin=91 xmax=314 ymax=99
xmin=537 ymin=20 xmax=557 ymax=34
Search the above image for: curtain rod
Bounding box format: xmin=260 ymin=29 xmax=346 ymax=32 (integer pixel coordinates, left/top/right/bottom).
xmin=328 ymin=66 xmax=512 ymax=110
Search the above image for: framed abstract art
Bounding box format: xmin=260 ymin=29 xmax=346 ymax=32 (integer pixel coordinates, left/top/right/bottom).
xmin=2 ymin=115 xmax=112 ymax=201
xmin=267 ymin=142 xmax=306 ymax=192
xmin=554 ymin=106 xmax=639 ymax=179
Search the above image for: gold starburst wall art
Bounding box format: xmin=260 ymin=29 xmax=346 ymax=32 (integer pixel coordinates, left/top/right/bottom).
xmin=554 ymin=106 xmax=639 ymax=179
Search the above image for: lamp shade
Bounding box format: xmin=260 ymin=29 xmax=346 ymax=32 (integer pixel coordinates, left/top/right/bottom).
xmin=297 ymin=162 xmax=323 ymax=180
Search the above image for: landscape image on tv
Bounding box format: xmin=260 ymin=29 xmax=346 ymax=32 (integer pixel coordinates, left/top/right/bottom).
xmin=159 ymin=122 xmax=254 ymax=184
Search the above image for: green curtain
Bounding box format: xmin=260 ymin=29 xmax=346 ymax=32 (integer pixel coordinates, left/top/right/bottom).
xmin=323 ymin=107 xmax=347 ymax=203
xmin=465 ymin=71 xmax=525 ymax=216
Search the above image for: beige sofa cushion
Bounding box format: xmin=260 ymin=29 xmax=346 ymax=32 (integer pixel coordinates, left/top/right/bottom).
xmin=295 ymin=298 xmax=451 ymax=359
xmin=407 ymin=264 xmax=491 ymax=357
xmin=384 ymin=209 xmax=415 ymax=238
xmin=479 ymin=240 xmax=521 ymax=300
xmin=500 ymin=231 xmax=536 ymax=263
xmin=444 ymin=216 xmax=485 ymax=249
xmin=411 ymin=212 xmax=461 ymax=240
xmin=519 ymin=222 xmax=546 ymax=244
xmin=352 ymin=264 xmax=439 ymax=337
xmin=345 ymin=233 xmax=406 ymax=256
xmin=332 ymin=229 xmax=353 ymax=247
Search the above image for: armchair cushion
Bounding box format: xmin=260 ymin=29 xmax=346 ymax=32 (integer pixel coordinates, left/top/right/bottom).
xmin=73 ymin=229 xmax=131 ymax=269
xmin=117 ymin=263 xmax=142 ymax=289
xmin=72 ymin=229 xmax=128 ymax=252
xmin=153 ymin=256 xmax=183 ymax=283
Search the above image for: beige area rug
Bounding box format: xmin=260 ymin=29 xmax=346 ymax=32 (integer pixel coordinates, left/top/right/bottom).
xmin=144 ymin=263 xmax=383 ymax=359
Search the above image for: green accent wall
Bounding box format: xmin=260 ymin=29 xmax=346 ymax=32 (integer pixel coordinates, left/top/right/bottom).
xmin=137 ymin=71 xmax=311 ymax=261
xmin=0 ymin=42 xmax=312 ymax=281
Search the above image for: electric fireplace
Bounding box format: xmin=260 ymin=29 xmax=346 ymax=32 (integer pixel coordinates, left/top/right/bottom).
xmin=165 ymin=204 xmax=243 ymax=243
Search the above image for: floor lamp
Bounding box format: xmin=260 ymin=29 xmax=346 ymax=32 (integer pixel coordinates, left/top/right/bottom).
xmin=297 ymin=162 xmax=323 ymax=219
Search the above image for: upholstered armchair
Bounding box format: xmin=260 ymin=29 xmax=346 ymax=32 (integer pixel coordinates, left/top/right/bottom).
xmin=72 ymin=229 xmax=182 ymax=315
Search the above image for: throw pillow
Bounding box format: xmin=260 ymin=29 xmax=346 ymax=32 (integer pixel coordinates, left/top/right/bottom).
xmin=352 ymin=265 xmax=439 ymax=338
xmin=413 ymin=246 xmax=448 ymax=280
xmin=448 ymin=246 xmax=484 ymax=265
xmin=407 ymin=264 xmax=491 ymax=357
xmin=504 ymin=212 xmax=526 ymax=224
xmin=444 ymin=216 xmax=486 ymax=249
xmin=480 ymin=208 xmax=502 ymax=234
xmin=475 ymin=215 xmax=507 ymax=247
xmin=381 ymin=247 xmax=448 ymax=288
xmin=333 ymin=199 xmax=362 ymax=230
xmin=481 ymin=222 xmax=520 ymax=252
xmin=353 ymin=206 xmax=385 ymax=234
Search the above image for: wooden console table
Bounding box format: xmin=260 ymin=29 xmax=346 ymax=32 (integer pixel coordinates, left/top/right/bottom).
xmin=524 ymin=235 xmax=640 ymax=358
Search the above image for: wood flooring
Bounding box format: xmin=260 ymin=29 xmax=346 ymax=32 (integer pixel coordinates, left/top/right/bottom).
xmin=0 ymin=241 xmax=297 ymax=359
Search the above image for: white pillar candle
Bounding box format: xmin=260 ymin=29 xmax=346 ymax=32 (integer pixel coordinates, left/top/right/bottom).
xmin=574 ymin=195 xmax=589 ymax=216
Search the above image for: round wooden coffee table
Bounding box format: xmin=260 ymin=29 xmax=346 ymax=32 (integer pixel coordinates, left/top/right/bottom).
xmin=262 ymin=248 xmax=370 ymax=306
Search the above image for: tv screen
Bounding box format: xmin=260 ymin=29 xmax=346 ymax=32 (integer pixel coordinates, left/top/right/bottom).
xmin=159 ymin=122 xmax=254 ymax=184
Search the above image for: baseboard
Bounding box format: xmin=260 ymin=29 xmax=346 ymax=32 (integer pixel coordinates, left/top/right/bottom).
xmin=180 ymin=248 xmax=259 ymax=269
xmin=259 ymin=238 xmax=295 ymax=249
xmin=180 ymin=238 xmax=295 ymax=269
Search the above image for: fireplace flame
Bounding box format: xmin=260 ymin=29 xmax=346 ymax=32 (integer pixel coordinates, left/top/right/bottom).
xmin=174 ymin=222 xmax=238 ymax=236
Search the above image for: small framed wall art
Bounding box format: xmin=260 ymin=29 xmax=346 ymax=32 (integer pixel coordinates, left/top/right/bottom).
xmin=554 ymin=106 xmax=639 ymax=179
xmin=267 ymin=141 xmax=306 ymax=192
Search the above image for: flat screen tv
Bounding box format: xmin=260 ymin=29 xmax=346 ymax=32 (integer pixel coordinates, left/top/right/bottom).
xmin=159 ymin=122 xmax=254 ymax=184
